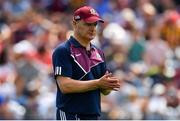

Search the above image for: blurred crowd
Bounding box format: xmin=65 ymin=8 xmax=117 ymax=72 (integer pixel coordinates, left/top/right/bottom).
xmin=0 ymin=0 xmax=180 ymax=120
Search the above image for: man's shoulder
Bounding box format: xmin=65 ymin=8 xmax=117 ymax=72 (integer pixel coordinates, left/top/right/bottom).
xmin=92 ymin=44 xmax=104 ymax=53
xmin=53 ymin=41 xmax=70 ymax=55
xmin=91 ymin=44 xmax=100 ymax=50
xmin=56 ymin=41 xmax=70 ymax=50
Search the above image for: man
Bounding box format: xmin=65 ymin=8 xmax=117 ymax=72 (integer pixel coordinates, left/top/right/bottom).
xmin=52 ymin=6 xmax=121 ymax=120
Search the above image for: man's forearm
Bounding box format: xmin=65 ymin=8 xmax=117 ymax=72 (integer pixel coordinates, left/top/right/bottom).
xmin=57 ymin=73 xmax=120 ymax=94
xmin=57 ymin=76 xmax=100 ymax=94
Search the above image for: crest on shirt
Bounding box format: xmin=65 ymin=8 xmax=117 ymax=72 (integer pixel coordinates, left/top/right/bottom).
xmin=96 ymin=52 xmax=102 ymax=60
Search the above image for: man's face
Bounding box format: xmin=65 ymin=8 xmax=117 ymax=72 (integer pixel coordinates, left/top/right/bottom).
xmin=73 ymin=20 xmax=97 ymax=41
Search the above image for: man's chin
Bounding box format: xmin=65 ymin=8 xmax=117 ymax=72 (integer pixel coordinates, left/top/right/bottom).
xmin=87 ymin=36 xmax=95 ymax=41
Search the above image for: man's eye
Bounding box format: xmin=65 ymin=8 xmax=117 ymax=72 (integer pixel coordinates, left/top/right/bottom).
xmin=85 ymin=22 xmax=97 ymax=26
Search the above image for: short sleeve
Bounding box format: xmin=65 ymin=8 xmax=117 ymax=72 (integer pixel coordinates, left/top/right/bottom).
xmin=52 ymin=46 xmax=72 ymax=79
xmin=101 ymin=52 xmax=107 ymax=75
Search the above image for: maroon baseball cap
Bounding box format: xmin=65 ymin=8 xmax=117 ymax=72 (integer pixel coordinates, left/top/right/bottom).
xmin=73 ymin=6 xmax=104 ymax=23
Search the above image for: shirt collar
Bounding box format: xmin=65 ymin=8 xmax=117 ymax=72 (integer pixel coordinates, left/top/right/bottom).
xmin=69 ymin=36 xmax=95 ymax=50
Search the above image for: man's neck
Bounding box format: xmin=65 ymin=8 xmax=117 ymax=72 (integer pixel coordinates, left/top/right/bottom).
xmin=73 ymin=34 xmax=91 ymax=50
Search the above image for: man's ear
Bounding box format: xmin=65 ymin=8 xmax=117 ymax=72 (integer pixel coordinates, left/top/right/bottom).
xmin=72 ymin=20 xmax=77 ymax=26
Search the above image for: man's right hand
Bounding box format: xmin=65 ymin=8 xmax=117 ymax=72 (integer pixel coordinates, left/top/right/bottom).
xmin=97 ymin=72 xmax=121 ymax=91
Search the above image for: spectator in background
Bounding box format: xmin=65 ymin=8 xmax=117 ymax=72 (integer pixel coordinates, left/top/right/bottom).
xmin=128 ymin=29 xmax=146 ymax=63
xmin=160 ymin=10 xmax=180 ymax=49
xmin=144 ymin=25 xmax=171 ymax=67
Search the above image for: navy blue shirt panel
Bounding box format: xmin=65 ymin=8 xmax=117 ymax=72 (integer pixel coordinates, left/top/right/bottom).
xmin=52 ymin=36 xmax=106 ymax=116
xmin=52 ymin=43 xmax=72 ymax=78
